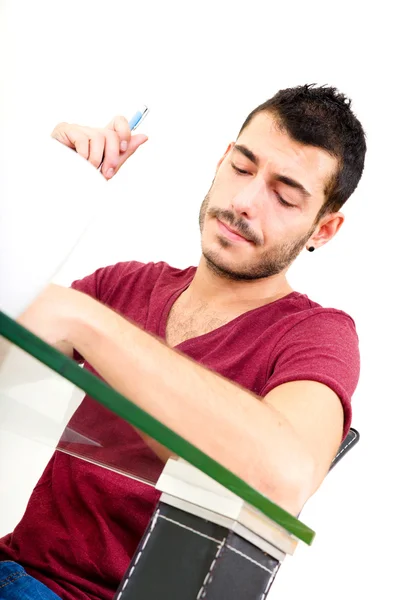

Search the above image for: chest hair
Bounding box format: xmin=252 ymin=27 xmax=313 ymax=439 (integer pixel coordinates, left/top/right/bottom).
xmin=166 ymin=299 xmax=232 ymax=347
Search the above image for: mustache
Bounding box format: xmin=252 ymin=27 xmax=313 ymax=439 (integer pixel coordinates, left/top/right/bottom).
xmin=208 ymin=207 xmax=262 ymax=245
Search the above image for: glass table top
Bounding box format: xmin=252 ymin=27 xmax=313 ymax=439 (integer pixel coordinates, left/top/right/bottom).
xmin=0 ymin=310 xmax=315 ymax=544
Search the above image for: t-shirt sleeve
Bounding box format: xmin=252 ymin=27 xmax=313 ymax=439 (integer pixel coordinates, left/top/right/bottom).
xmin=70 ymin=261 xmax=138 ymax=303
xmin=70 ymin=261 xmax=143 ymax=362
xmin=259 ymin=310 xmax=360 ymax=440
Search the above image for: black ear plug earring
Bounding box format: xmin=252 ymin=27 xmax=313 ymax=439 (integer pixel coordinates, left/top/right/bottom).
xmin=308 ymin=246 xmax=315 ymax=252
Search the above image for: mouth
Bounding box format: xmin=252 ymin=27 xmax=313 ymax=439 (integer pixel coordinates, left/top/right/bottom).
xmin=216 ymin=219 xmax=253 ymax=244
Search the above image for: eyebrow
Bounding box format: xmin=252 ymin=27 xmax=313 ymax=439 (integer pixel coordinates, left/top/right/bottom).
xmin=233 ymin=144 xmax=312 ymax=199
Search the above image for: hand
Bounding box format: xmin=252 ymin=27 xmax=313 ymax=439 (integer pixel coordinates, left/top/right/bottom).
xmin=51 ymin=116 xmax=148 ymax=180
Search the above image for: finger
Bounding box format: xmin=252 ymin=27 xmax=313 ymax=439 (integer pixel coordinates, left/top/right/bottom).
xmin=106 ymin=115 xmax=131 ymax=153
xmin=101 ymin=130 xmax=121 ymax=179
xmin=113 ymin=133 xmax=149 ymax=175
xmin=86 ymin=131 xmax=106 ymax=169
xmin=65 ymin=125 xmax=91 ymax=160
xmin=51 ymin=123 xmax=75 ymax=148
xmin=52 ymin=123 xmax=89 ymax=159
xmin=127 ymin=133 xmax=149 ymax=154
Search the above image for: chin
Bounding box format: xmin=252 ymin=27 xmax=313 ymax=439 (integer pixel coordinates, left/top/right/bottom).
xmin=202 ymin=245 xmax=255 ymax=281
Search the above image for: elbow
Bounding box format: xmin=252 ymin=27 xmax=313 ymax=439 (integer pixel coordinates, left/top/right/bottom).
xmin=255 ymin=452 xmax=317 ymax=516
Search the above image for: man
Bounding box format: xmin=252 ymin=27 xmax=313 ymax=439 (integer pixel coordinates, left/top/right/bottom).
xmin=0 ymin=84 xmax=366 ymax=600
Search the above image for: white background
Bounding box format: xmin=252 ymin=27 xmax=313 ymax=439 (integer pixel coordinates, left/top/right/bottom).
xmin=1 ymin=1 xmax=399 ymax=598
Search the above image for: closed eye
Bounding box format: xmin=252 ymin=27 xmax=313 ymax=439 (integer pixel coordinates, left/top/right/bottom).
xmin=231 ymin=162 xmax=250 ymax=175
xmin=276 ymin=193 xmax=296 ymax=208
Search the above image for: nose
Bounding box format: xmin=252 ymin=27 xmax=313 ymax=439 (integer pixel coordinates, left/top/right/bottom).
xmin=230 ymin=177 xmax=265 ymax=219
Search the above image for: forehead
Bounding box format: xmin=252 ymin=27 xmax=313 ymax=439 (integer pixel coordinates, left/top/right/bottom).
xmin=237 ymin=112 xmax=338 ymax=196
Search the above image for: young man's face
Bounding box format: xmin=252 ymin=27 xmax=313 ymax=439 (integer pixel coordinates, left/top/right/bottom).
xmin=199 ymin=111 xmax=338 ymax=280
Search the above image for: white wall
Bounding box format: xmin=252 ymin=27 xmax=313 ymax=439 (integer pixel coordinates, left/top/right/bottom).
xmin=1 ymin=1 xmax=399 ymax=598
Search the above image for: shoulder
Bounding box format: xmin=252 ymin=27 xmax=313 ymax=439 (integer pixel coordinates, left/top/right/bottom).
xmin=72 ymin=260 xmax=196 ymax=303
xmin=264 ymin=293 xmax=360 ymax=379
xmin=112 ymin=261 xmax=196 ymax=291
xmin=271 ymin=292 xmax=358 ymax=340
xmin=261 ymin=295 xmax=360 ymax=440
xmin=267 ymin=294 xmax=360 ymax=388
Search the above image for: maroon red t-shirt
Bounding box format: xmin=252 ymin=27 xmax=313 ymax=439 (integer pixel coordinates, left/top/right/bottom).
xmin=0 ymin=261 xmax=360 ymax=600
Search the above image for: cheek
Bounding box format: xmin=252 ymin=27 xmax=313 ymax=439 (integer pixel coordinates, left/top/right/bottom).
xmin=208 ymin=176 xmax=235 ymax=208
xmin=260 ymin=202 xmax=288 ymax=234
xmin=259 ymin=205 xmax=308 ymax=245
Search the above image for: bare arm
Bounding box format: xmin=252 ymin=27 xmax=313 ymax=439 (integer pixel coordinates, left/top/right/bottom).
xmin=19 ymin=284 xmax=344 ymax=515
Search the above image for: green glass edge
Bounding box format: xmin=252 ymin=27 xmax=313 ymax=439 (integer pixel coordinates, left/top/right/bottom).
xmin=0 ymin=311 xmax=315 ymax=545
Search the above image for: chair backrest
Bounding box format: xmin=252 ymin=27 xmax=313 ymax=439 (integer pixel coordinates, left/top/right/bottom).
xmin=329 ymin=427 xmax=360 ymax=471
xmin=114 ymin=427 xmax=361 ymax=600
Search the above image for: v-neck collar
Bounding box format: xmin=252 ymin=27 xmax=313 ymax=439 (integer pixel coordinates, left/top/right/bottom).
xmin=156 ymin=267 xmax=299 ymax=349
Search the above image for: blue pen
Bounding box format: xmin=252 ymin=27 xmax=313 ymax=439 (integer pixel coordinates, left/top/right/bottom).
xmin=128 ymin=105 xmax=149 ymax=131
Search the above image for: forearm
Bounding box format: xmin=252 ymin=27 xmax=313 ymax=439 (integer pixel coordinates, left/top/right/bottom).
xmin=68 ymin=294 xmax=314 ymax=514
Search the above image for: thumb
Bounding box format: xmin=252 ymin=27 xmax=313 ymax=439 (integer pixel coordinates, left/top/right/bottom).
xmin=113 ymin=133 xmax=149 ymax=176
xmin=127 ymin=133 xmax=148 ymax=154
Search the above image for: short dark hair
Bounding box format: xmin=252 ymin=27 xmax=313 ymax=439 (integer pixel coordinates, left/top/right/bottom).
xmin=238 ymin=84 xmax=367 ymax=220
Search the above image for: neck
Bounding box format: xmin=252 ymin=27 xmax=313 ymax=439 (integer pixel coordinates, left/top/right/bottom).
xmin=183 ymin=255 xmax=293 ymax=311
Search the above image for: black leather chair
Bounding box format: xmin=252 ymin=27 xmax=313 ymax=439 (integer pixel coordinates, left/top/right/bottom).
xmin=114 ymin=428 xmax=360 ymax=600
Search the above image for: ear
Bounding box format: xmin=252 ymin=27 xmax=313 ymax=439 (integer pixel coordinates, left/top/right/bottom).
xmin=216 ymin=142 xmax=235 ymax=171
xmin=307 ymin=212 xmax=345 ymax=250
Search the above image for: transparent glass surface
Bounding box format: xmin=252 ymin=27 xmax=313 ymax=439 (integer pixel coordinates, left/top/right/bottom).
xmin=0 ymin=341 xmax=164 ymax=488
xmin=0 ymin=312 xmax=314 ymax=544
